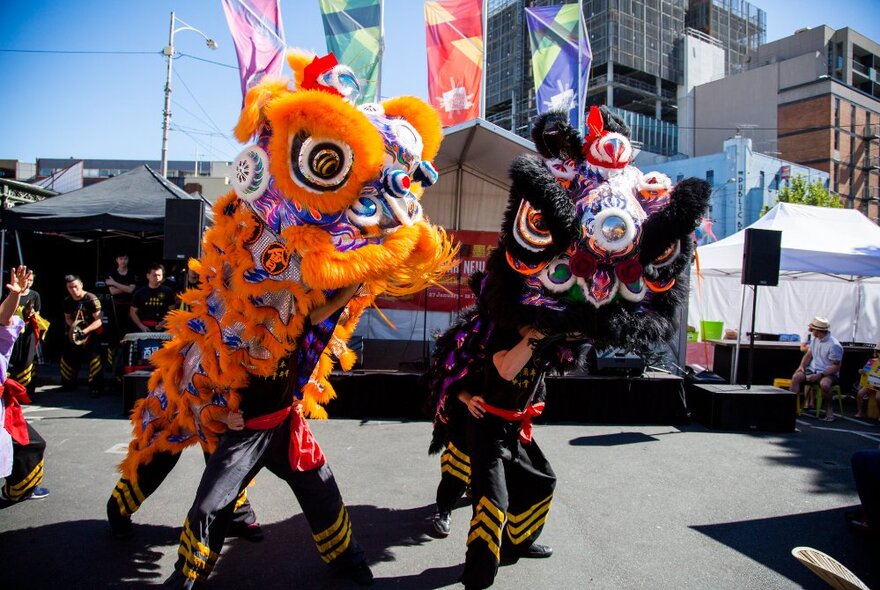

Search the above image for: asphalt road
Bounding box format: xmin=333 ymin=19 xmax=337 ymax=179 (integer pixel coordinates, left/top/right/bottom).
xmin=2 ymin=386 xmax=879 ymax=589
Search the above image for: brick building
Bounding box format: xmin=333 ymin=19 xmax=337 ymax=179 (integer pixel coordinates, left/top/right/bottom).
xmin=693 ymin=26 xmax=880 ymax=222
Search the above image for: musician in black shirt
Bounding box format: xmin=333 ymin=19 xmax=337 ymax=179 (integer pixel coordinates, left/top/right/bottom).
xmin=60 ymin=274 xmax=104 ymax=396
xmin=129 ymin=264 xmax=175 ymax=332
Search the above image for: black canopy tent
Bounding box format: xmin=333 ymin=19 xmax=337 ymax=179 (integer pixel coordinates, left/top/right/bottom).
xmin=2 ymin=164 xmax=202 ymax=236
xmin=0 ymin=165 xmax=206 ymax=359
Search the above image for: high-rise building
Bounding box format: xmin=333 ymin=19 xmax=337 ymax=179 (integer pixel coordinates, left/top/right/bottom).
xmin=483 ymin=0 xmax=766 ymax=157
xmin=685 ymin=0 xmax=766 ymax=75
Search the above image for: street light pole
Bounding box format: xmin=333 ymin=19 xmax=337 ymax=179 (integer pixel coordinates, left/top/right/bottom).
xmin=160 ymin=11 xmax=217 ymax=179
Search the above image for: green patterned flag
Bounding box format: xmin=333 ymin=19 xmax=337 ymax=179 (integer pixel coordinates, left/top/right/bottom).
xmin=318 ymin=0 xmax=383 ymax=104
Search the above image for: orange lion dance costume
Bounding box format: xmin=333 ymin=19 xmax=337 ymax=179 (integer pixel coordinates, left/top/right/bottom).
xmin=107 ymin=52 xmax=455 ymax=579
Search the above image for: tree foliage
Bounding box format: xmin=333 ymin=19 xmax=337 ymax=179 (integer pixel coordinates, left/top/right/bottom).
xmin=776 ymin=175 xmax=840 ymax=208
xmin=760 ymin=174 xmax=840 ymax=216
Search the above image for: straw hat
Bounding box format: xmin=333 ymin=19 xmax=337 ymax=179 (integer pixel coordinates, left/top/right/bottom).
xmin=808 ymin=317 xmax=831 ymax=331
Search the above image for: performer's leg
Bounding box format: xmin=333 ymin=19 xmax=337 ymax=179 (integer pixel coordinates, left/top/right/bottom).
xmin=198 ymin=450 xmax=263 ymax=541
xmin=11 ymin=330 xmax=38 ymax=396
xmin=462 ymin=419 xmax=509 ymax=590
xmin=60 ymin=341 xmax=81 ymax=391
xmin=87 ymin=340 xmax=104 ymax=396
xmin=107 ymin=450 xmax=182 ymax=538
xmin=434 ymin=441 xmax=471 ymax=536
xmin=264 ymin=423 xmax=372 ymax=585
xmin=501 ymin=439 xmax=556 ymax=556
xmin=2 ymin=423 xmax=48 ymax=502
xmin=164 ymin=429 xmax=271 ymax=589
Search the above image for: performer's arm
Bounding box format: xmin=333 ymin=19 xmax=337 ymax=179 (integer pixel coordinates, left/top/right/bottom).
xmin=82 ymin=299 xmax=103 ymax=336
xmin=309 ymin=284 xmax=361 ymax=324
xmin=0 ymin=266 xmax=29 ymax=326
xmin=492 ymin=327 xmax=544 ymax=381
xmin=220 ymin=410 xmax=244 ymax=431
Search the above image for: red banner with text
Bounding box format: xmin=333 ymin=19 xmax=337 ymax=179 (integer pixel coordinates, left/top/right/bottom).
xmin=375 ymin=230 xmax=499 ymax=312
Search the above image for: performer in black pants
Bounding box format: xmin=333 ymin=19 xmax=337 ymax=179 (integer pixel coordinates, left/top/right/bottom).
xmin=9 ymin=271 xmax=42 ymax=396
xmin=165 ymin=285 xmax=372 ymax=588
xmin=1 ymin=266 xmax=50 ymax=502
xmin=60 ymin=274 xmax=104 ymax=396
xmin=461 ymin=326 xmax=558 ymax=590
xmin=431 ymin=390 xmax=472 ymax=537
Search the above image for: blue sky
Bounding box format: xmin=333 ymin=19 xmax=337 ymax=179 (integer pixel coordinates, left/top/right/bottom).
xmin=2 ymin=0 xmax=879 ymax=165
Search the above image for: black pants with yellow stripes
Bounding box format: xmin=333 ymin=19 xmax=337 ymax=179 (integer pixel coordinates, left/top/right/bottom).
xmin=60 ymin=339 xmax=103 ymax=393
xmin=108 ymin=450 xmax=256 ymax=530
xmin=2 ymin=422 xmax=46 ymax=502
xmin=10 ymin=327 xmax=39 ymax=396
xmin=436 ymin=428 xmax=471 ymax=513
xmin=462 ymin=415 xmax=556 ymax=589
xmin=165 ymin=420 xmax=364 ymax=588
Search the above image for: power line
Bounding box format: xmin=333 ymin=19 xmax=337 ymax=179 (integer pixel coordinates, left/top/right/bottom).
xmin=0 ymin=48 xmax=157 ymax=55
xmin=172 ymin=69 xmax=240 ymax=153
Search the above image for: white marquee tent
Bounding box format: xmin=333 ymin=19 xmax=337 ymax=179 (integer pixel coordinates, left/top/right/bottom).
xmin=689 ymin=202 xmax=880 ymax=343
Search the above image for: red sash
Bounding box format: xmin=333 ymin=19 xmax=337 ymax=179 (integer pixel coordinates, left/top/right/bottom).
xmin=244 ymin=405 xmax=326 ymax=471
xmin=1 ymin=378 xmax=31 ymax=445
xmin=480 ymin=401 xmax=546 ymax=444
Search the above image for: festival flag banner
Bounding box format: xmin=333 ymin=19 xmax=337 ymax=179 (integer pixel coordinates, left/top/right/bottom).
xmin=525 ymin=4 xmax=591 ymax=130
xmin=221 ymin=0 xmax=287 ymax=100
xmin=318 ymin=0 xmax=383 ymax=104
xmin=425 ymin=0 xmax=483 ymax=127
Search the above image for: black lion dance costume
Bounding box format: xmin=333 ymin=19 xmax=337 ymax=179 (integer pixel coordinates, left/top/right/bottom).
xmin=427 ymin=106 xmax=709 ymax=589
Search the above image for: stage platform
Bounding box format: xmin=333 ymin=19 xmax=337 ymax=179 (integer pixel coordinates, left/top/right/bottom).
xmin=326 ymin=369 xmax=689 ymax=425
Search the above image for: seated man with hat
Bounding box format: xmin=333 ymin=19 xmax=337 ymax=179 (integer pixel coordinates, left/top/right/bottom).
xmin=790 ymin=316 xmax=844 ymax=421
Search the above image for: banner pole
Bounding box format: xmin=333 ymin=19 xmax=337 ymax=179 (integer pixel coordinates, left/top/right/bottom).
xmin=480 ymin=0 xmax=487 ymax=119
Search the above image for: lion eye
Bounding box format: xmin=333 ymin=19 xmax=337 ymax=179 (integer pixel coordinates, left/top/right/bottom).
xmin=289 ymin=133 xmax=354 ymax=192
xmin=513 ymin=200 xmax=553 ymax=252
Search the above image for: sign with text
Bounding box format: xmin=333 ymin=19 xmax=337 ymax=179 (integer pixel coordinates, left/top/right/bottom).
xmin=375 ymin=230 xmax=499 ymax=312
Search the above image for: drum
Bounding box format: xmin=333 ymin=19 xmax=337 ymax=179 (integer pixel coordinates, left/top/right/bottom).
xmin=122 ymin=331 xmax=173 ymax=373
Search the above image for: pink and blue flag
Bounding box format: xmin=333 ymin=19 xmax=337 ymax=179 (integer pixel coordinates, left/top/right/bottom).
xmin=221 ymin=0 xmax=287 ymax=100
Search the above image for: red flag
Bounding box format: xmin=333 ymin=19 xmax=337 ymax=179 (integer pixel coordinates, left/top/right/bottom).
xmin=425 ymin=0 xmax=483 ymax=127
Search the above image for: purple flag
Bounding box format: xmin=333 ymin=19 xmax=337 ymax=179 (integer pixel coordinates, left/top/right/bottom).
xmin=221 ymin=0 xmax=287 ymax=100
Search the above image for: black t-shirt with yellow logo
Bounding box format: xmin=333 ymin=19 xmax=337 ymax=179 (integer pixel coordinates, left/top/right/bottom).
xmin=131 ymin=285 xmax=176 ymax=325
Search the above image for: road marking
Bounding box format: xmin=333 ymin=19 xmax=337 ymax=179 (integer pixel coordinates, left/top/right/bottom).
xmin=106 ymin=443 xmax=130 ymax=454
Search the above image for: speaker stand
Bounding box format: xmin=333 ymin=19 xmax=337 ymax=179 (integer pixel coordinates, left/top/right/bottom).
xmin=746 ymin=284 xmax=758 ymax=390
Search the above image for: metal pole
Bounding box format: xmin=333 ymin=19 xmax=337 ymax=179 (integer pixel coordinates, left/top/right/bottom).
xmin=377 ymin=0 xmax=384 ymax=101
xmin=161 ymin=11 xmax=175 ymax=178
xmin=14 ymin=230 xmax=23 ymax=265
xmin=480 ymin=0 xmax=487 ymax=119
xmin=747 ymin=285 xmax=757 ymax=390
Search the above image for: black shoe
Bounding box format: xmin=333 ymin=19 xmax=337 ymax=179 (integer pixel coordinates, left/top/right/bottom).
xmin=228 ymin=521 xmax=264 ymax=542
xmin=504 ymin=542 xmax=553 ymax=560
xmin=341 ymin=561 xmax=374 ymax=586
xmin=107 ymin=501 xmax=134 ymax=540
xmin=432 ymin=511 xmax=452 ymax=537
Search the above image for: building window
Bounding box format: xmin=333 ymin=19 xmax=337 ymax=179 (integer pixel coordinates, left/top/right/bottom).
xmin=759 ymin=171 xmax=765 ymax=188
xmin=851 ymin=104 xmax=857 ymax=135
xmin=706 ymin=170 xmax=714 ymax=185
xmin=676 ymin=173 xmax=684 ymax=183
xmin=834 ymin=162 xmax=840 ymax=193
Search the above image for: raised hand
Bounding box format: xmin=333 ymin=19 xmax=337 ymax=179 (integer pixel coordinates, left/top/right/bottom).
xmin=6 ymin=265 xmax=31 ymax=295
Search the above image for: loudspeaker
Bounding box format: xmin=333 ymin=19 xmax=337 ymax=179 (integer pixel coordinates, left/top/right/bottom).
xmin=163 ymin=199 xmax=205 ymax=261
xmin=686 ymin=384 xmax=796 ymax=431
xmin=741 ymin=228 xmax=781 ymax=286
